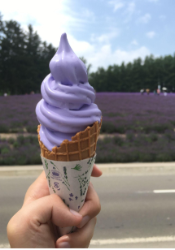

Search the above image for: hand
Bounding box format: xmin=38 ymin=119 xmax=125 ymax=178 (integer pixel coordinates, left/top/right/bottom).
xmin=7 ymin=165 xmax=102 ymax=248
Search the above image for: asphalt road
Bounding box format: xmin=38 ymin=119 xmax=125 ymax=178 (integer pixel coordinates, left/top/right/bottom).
xmin=1 ymin=170 xmax=175 ymax=248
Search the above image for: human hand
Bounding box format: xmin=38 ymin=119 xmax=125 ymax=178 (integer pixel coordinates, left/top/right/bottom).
xmin=7 ymin=165 xmax=102 ymax=248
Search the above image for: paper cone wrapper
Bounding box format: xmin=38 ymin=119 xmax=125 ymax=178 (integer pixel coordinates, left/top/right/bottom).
xmin=38 ymin=120 xmax=102 ymax=235
xmin=41 ymin=154 xmax=96 ymax=235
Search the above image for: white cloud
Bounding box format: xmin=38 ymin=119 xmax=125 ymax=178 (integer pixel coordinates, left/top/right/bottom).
xmin=123 ymin=1 xmax=136 ymax=23
xmin=0 ymin=0 xmax=67 ymax=44
xmin=90 ymin=45 xmax=150 ymax=71
xmin=0 ymin=0 xmax=151 ymax=73
xmin=109 ymin=0 xmax=137 ymax=23
xmin=90 ymin=30 xmax=120 ymax=44
xmin=146 ymin=31 xmax=156 ymax=38
xmin=81 ymin=9 xmax=95 ymax=21
xmin=0 ymin=0 xmax=68 ymax=24
xmin=138 ymin=13 xmax=151 ymax=23
xmin=108 ymin=0 xmax=125 ymax=12
xmin=70 ymin=36 xmax=150 ymax=71
xmin=131 ymin=39 xmax=138 ymax=45
xmin=127 ymin=1 xmax=136 ymax=14
xmin=0 ymin=0 xmax=93 ymax=47
xmin=67 ymin=35 xmax=94 ymax=56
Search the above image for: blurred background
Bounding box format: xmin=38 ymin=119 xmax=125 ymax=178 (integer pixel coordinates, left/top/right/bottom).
xmin=1 ymin=0 xmax=175 ymax=248
xmin=0 ymin=0 xmax=175 ymax=165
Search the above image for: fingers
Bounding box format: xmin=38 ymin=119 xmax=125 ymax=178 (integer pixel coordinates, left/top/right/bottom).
xmin=23 ymin=171 xmax=49 ymax=206
xmin=7 ymin=194 xmax=83 ymax=248
xmin=78 ymin=164 xmax=101 ymax=228
xmin=23 ymin=194 xmax=82 ymax=228
xmin=77 ymin=182 xmax=101 ymax=229
xmin=56 ymin=217 xmax=97 ymax=248
xmin=91 ymin=164 xmax=102 ymax=177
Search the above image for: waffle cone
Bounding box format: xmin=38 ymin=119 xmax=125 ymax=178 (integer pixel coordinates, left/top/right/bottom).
xmin=37 ymin=119 xmax=102 ymax=161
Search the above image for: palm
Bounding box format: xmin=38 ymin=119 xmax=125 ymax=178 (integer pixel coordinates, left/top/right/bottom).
xmin=32 ymin=219 xmax=59 ymax=248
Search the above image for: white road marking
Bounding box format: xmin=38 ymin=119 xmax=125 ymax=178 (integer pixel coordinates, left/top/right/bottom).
xmin=91 ymin=236 xmax=175 ymax=245
xmin=2 ymin=236 xmax=175 ymax=247
xmin=0 ymin=244 xmax=10 ymax=248
xmin=136 ymin=190 xmax=175 ymax=194
xmin=154 ymin=190 xmax=175 ymax=193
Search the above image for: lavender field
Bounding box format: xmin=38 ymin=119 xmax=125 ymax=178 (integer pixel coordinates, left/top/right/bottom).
xmin=96 ymin=92 xmax=175 ymax=133
xmin=1 ymin=132 xmax=175 ymax=165
xmin=1 ymin=93 xmax=175 ymax=134
xmin=96 ymin=131 xmax=175 ymax=163
xmin=0 ymin=94 xmax=40 ymax=133
xmin=1 ymin=92 xmax=175 ymax=165
xmin=0 ymin=136 xmax=41 ymax=165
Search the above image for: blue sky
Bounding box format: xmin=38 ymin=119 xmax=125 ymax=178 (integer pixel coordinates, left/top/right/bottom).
xmin=0 ymin=0 xmax=174 ymax=71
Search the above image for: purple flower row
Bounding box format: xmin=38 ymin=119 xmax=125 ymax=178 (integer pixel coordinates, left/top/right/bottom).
xmin=0 ymin=131 xmax=175 ymax=165
xmin=0 ymin=93 xmax=175 ymax=133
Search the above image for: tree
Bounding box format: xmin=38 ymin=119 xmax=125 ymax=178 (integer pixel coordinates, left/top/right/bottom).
xmin=0 ymin=15 xmax=56 ymax=94
xmin=0 ymin=18 xmax=27 ymax=94
xmin=89 ymin=53 xmax=175 ymax=92
xmin=0 ymin=14 xmax=175 ymax=94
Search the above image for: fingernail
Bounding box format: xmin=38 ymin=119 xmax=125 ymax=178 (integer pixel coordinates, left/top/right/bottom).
xmin=58 ymin=242 xmax=70 ymax=248
xmin=95 ymin=164 xmax=100 ymax=170
xmin=70 ymin=209 xmax=82 ymax=218
xmin=95 ymin=165 xmax=103 ymax=174
xmin=79 ymin=215 xmax=90 ymax=228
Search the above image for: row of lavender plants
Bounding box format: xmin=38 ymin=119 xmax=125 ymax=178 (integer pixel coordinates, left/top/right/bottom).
xmin=1 ymin=131 xmax=175 ymax=165
xmin=1 ymin=93 xmax=175 ymax=134
xmin=0 ymin=136 xmax=41 ymax=165
xmin=96 ymin=130 xmax=175 ymax=163
xmin=97 ymin=93 xmax=175 ymax=133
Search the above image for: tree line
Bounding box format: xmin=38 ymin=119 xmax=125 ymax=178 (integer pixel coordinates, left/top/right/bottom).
xmin=89 ymin=54 xmax=175 ymax=92
xmin=0 ymin=13 xmax=175 ymax=94
xmin=0 ymin=13 xmax=56 ymax=95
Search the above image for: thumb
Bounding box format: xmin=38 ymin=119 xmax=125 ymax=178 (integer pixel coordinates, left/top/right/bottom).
xmin=56 ymin=218 xmax=97 ymax=248
xmin=23 ymin=194 xmax=82 ymax=228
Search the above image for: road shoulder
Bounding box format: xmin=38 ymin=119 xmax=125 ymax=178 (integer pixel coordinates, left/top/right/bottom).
xmin=1 ymin=162 xmax=175 ymax=177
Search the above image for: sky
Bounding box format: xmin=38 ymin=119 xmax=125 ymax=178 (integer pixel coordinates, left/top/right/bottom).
xmin=0 ymin=0 xmax=175 ymax=72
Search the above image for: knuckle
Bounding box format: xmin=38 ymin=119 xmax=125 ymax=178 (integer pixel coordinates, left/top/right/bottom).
xmin=50 ymin=193 xmax=58 ymax=199
xmin=97 ymin=201 xmax=101 ymax=214
xmin=89 ymin=182 xmax=94 ymax=188
xmin=90 ymin=194 xmax=101 ymax=216
xmin=51 ymin=193 xmax=63 ymax=204
xmin=7 ymin=214 xmax=21 ymax=244
xmin=94 ymin=216 xmax=97 ymax=225
xmin=79 ymin=233 xmax=93 ymax=248
xmin=7 ymin=219 xmax=15 ymax=238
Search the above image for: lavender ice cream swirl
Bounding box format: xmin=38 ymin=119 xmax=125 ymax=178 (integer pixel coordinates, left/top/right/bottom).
xmin=36 ymin=33 xmax=102 ymax=151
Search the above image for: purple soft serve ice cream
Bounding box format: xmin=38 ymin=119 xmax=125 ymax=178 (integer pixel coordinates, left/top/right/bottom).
xmin=36 ymin=33 xmax=102 ymax=151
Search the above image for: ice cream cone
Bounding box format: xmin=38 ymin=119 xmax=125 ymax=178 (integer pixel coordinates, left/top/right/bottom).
xmin=36 ymin=33 xmax=102 ymax=236
xmin=38 ymin=119 xmax=102 ymax=236
xmin=37 ymin=119 xmax=102 ymax=161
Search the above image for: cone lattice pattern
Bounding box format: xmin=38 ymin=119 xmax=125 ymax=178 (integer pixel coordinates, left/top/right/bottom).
xmin=37 ymin=119 xmax=102 ymax=161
